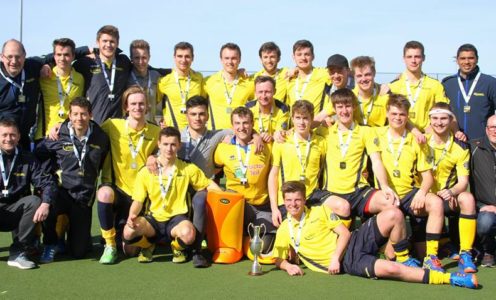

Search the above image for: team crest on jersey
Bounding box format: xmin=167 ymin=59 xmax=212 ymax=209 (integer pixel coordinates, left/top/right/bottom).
xmin=473 ymin=92 xmax=485 ymax=97
xmin=373 ymin=137 xmax=379 ymax=146
xmin=90 ymin=65 xmax=102 ymax=74
xmin=62 ymin=143 xmax=74 ymax=152
xmin=463 ymin=162 xmax=469 ymax=170
xmin=426 ymin=156 xmax=434 ymax=164
xmin=330 ymin=213 xmax=340 ymax=221
xmin=13 ymin=172 xmax=25 ymax=177
xmin=89 ymin=144 xmax=101 ymax=150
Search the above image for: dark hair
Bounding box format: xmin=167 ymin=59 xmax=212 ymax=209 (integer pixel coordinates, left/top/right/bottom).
xmin=129 ymin=39 xmax=150 ymax=58
xmin=292 ymin=40 xmax=314 ymax=55
xmin=456 ymin=43 xmax=478 ymax=59
xmin=174 ymin=41 xmax=194 ymax=57
xmin=231 ymin=106 xmax=253 ymax=124
xmin=220 ymin=43 xmax=241 ymax=58
xmin=69 ymin=97 xmax=92 ymax=114
xmin=159 ymin=126 xmax=181 ymax=141
xmin=387 ymin=93 xmax=411 ymax=112
xmin=186 ymin=95 xmax=209 ymax=111
xmin=331 ymin=88 xmax=358 ymax=108
xmin=403 ymin=40 xmax=425 ymax=58
xmin=52 ymin=38 xmax=76 ymax=55
xmin=258 ymin=42 xmax=281 ymax=59
xmin=350 ymin=56 xmax=376 ymax=74
xmin=0 ymin=119 xmax=19 ymax=132
xmin=96 ymin=25 xmax=119 ymax=41
xmin=292 ymin=100 xmax=314 ymax=119
xmin=281 ymin=181 xmax=306 ymax=198
xmin=254 ymin=75 xmax=276 ymax=89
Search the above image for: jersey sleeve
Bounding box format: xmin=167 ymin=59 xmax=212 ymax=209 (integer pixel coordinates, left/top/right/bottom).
xmin=434 ymin=81 xmax=449 ymax=103
xmin=187 ymin=164 xmax=212 ymax=191
xmin=271 ymin=142 xmax=282 ymax=167
xmin=320 ymin=205 xmax=343 ymax=231
xmin=416 ymin=142 xmax=432 ymax=172
xmin=132 ymin=168 xmax=148 ymax=203
xmin=363 ymin=127 xmax=381 ymax=154
xmin=456 ymin=148 xmax=470 ymax=177
xmin=273 ymin=221 xmax=290 ymax=260
xmin=213 ymin=143 xmax=225 ymax=168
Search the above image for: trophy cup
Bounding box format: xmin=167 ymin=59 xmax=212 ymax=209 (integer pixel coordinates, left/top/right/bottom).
xmin=248 ymin=223 xmax=266 ymax=276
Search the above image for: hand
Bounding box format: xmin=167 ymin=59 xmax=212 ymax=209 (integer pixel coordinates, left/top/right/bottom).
xmin=411 ymin=128 xmax=426 ymax=144
xmin=286 ymin=264 xmax=304 ymax=276
xmin=222 ymin=134 xmax=233 ymax=144
xmin=479 ymin=205 xmax=496 ymax=213
xmin=249 ymin=134 xmax=264 ymax=154
xmin=126 ymin=214 xmax=138 ymax=229
xmin=379 ymin=83 xmax=390 ymax=96
xmin=436 ymin=189 xmax=454 ymax=202
xmin=324 ymin=116 xmax=335 ymax=127
xmin=40 ymin=64 xmax=52 ymax=79
xmin=237 ymin=68 xmax=248 ymax=79
xmin=271 ymin=207 xmax=282 ymax=228
xmin=383 ymin=186 xmax=399 ymax=207
xmin=410 ymin=191 xmax=426 ymax=211
xmin=284 ymin=67 xmax=298 ymax=80
xmin=159 ymin=119 xmax=166 ymax=129
xmin=327 ymin=259 xmax=340 ymax=275
xmin=454 ymin=130 xmax=467 ymax=142
xmin=146 ymin=155 xmax=159 ymax=175
xmin=48 ymin=123 xmax=62 ymax=141
xmin=260 ymin=132 xmax=273 ymax=144
xmin=33 ymin=203 xmax=50 ymax=223
xmin=273 ymin=130 xmax=287 ymax=143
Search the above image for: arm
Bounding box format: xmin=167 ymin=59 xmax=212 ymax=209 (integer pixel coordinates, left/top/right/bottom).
xmin=406 ymin=121 xmax=426 ymax=144
xmin=126 ymin=200 xmax=144 ymax=229
xmin=410 ymin=170 xmax=434 ymax=211
xmin=437 ymin=175 xmax=469 ymax=201
xmin=206 ymin=180 xmax=222 ymax=192
xmin=328 ymin=224 xmax=351 ymax=275
xmin=370 ymin=152 xmax=399 ymax=205
xmin=275 ymin=258 xmax=304 ymax=276
xmin=268 ymin=166 xmax=282 ymax=227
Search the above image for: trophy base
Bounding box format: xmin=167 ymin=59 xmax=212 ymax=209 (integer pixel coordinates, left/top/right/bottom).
xmin=248 ymin=271 xmax=264 ymax=276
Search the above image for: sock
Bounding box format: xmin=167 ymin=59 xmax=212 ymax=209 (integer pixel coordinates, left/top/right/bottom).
xmin=459 ymin=214 xmax=476 ymax=252
xmin=427 ymin=269 xmax=451 ymax=285
xmin=101 ymin=228 xmax=116 ymax=248
xmin=392 ymin=239 xmax=410 ymax=263
xmin=56 ymin=214 xmax=69 ymax=239
xmin=171 ymin=238 xmax=187 ymax=251
xmin=98 ymin=202 xmax=114 ymax=230
xmin=425 ymin=233 xmax=441 ymax=257
xmin=124 ymin=236 xmax=152 ymax=248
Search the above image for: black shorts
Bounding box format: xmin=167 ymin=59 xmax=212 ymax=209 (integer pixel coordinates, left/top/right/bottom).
xmin=342 ymin=216 xmax=387 ymax=278
xmin=144 ymin=214 xmax=189 ymax=242
xmin=330 ymin=186 xmax=377 ymax=218
xmin=399 ymin=187 xmax=419 ymax=217
xmin=111 ymin=187 xmax=133 ymax=227
xmin=305 ymin=189 xmax=332 ymax=207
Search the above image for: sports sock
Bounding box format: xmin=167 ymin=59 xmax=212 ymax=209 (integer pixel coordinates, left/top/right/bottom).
xmin=124 ymin=236 xmax=152 ymax=248
xmin=55 ymin=214 xmax=69 ymax=238
xmin=392 ymin=239 xmax=410 ymax=263
xmin=425 ymin=233 xmax=441 ymax=256
xmin=97 ymin=202 xmax=114 ymax=230
xmin=426 ymin=269 xmax=451 ymax=285
xmin=459 ymin=214 xmax=476 ymax=252
xmin=101 ymin=228 xmax=116 ymax=248
xmin=171 ymin=238 xmax=187 ymax=251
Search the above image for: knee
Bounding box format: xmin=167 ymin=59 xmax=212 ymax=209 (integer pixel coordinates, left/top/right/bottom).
xmin=178 ymin=224 xmax=195 ymax=245
xmin=425 ymin=195 xmax=443 ymax=215
xmin=24 ymin=195 xmax=41 ymax=210
xmin=122 ymin=225 xmax=135 ymax=240
xmin=477 ymin=212 xmax=496 ymax=235
xmin=383 ymin=207 xmax=404 ymax=223
xmin=382 ymin=262 xmax=402 ymax=277
xmin=97 ymin=186 xmax=114 ymax=204
xmin=324 ymin=197 xmax=351 ymax=217
xmin=457 ymin=192 xmax=476 ymax=213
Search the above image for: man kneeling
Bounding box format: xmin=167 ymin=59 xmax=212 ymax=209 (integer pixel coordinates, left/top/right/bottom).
xmin=123 ymin=127 xmax=221 ymax=267
xmin=273 ymin=181 xmax=477 ymax=289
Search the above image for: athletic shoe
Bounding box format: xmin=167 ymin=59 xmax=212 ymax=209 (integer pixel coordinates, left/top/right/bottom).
xmin=99 ymin=245 xmax=117 ymax=264
xmin=7 ymin=252 xmax=36 ymax=269
xmin=458 ymin=251 xmax=477 ymax=273
xmin=137 ymin=244 xmax=155 ymax=263
xmin=423 ymin=255 xmax=445 ymax=272
xmin=440 ymin=242 xmax=460 ymax=260
xmin=40 ymin=245 xmax=57 ymax=264
xmin=56 ymin=239 xmax=67 ymax=254
xmin=449 ymin=272 xmax=478 ymax=289
xmin=481 ymin=253 xmax=495 ymax=268
xmin=401 ymin=257 xmax=421 ymax=268
xmin=171 ymin=242 xmax=186 ymax=264
xmin=192 ymin=252 xmax=209 ymax=268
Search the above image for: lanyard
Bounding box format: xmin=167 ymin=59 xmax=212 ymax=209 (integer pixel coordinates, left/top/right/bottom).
xmin=404 ymin=73 xmax=425 ymax=109
xmin=125 ymin=119 xmax=145 ymax=162
xmin=357 ymin=87 xmax=376 ymax=125
xmin=457 ymin=72 xmax=481 ymax=105
xmin=288 ymin=211 xmax=306 ymax=254
xmin=68 ymin=122 xmax=91 ymax=168
xmin=337 ymin=123 xmax=354 ymax=159
xmin=294 ymin=71 xmax=313 ymax=100
xmin=131 ymin=71 xmax=152 ymax=94
xmin=158 ymin=163 xmax=176 ymax=206
xmin=56 ymin=71 xmax=73 ymax=114
xmin=429 ymin=134 xmax=452 ymax=171
xmin=184 ymin=127 xmax=204 ymax=161
xmin=99 ymin=58 xmax=116 ymax=94
xmin=222 ymin=74 xmax=239 ymax=106
xmin=174 ymin=70 xmax=191 ymax=106
xmin=258 ymin=105 xmax=273 ymax=133
xmin=0 ymin=68 xmax=25 ymax=94
xmin=235 ymin=140 xmax=251 ymax=180
xmin=293 ymin=133 xmax=311 ymax=178
xmin=387 ymin=129 xmax=407 ymax=167
xmin=0 ymin=148 xmax=18 ymax=190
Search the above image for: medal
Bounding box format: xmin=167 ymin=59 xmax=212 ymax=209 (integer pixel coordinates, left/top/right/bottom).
xmin=0 ymin=148 xmax=18 ymax=198
xmin=463 ymin=105 xmax=471 ymax=113
xmin=131 ymin=162 xmax=137 ymax=169
xmin=240 ymin=177 xmax=248 ymax=185
xmin=108 ymin=94 xmax=115 ymax=101
xmin=180 ymin=106 xmax=187 ymax=114
xmin=340 ymin=162 xmax=346 ymax=169
xmin=294 ymin=133 xmax=311 ymax=184
xmin=337 ymin=124 xmax=354 ymax=170
xmin=58 ymin=109 xmax=65 ymax=118
xmin=299 ymin=175 xmax=305 ymax=181
xmin=2 ymin=189 xmax=8 ymax=197
xmin=235 ymin=140 xmax=251 ymax=186
xmin=18 ymin=94 xmax=26 ymax=103
xmin=409 ymin=112 xmax=415 ymax=119
xmin=78 ymin=170 xmax=84 ymax=177
xmin=393 ymin=169 xmax=401 ymax=177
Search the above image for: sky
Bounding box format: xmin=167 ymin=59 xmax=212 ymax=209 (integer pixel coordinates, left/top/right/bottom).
xmin=1 ymin=0 xmax=495 ymax=82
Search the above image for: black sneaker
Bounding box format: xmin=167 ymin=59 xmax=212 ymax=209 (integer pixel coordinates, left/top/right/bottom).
xmin=192 ymin=252 xmax=210 ymax=268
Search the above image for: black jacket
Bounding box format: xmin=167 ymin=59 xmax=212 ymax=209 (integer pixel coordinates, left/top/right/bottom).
xmin=36 ymin=120 xmax=110 ymax=206
xmin=469 ymin=137 xmax=496 ymax=206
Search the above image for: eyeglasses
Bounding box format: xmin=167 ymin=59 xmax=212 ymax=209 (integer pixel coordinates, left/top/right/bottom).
xmin=486 ymin=125 xmax=496 ymax=131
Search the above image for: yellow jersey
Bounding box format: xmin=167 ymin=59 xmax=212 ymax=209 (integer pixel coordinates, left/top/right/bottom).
xmin=286 ymin=67 xmax=330 ymax=116
xmin=250 ymin=67 xmax=289 ymax=103
xmin=245 ymin=99 xmax=290 ymax=136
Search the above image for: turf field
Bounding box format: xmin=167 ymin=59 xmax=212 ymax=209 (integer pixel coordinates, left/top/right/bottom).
xmin=1 ymin=214 xmax=495 ymax=299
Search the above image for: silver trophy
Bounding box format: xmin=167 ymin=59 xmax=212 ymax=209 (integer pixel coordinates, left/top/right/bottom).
xmin=248 ymin=223 xmax=266 ymax=276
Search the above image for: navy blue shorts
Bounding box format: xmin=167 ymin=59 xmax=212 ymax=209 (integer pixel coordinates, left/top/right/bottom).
xmin=342 ymin=216 xmax=387 ymax=278
xmin=145 ymin=214 xmax=189 ymax=242
xmin=330 ymin=186 xmax=377 ymax=218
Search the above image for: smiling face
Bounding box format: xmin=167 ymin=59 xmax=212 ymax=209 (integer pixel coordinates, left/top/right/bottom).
xmin=69 ymin=105 xmax=91 ymax=134
xmin=430 ymin=113 xmax=451 ymax=136
xmin=328 ymin=66 xmax=349 ymax=89
xmin=387 ymin=105 xmax=409 ymax=131
xmin=255 ymin=80 xmax=275 ymax=107
xmin=97 ymin=33 xmax=118 ymax=61
xmin=283 ymin=191 xmax=306 ymax=220
xmin=0 ymin=124 xmax=19 ymax=153
xmin=293 ymin=47 xmax=314 ymax=71
xmin=457 ymin=50 xmax=478 ymax=76
xmin=354 ymin=65 xmax=375 ymax=92
xmin=1 ymin=41 xmax=25 ymax=77
xmin=54 ymin=45 xmax=75 ymax=73
xmin=335 ymin=102 xmax=355 ymax=126
xmin=131 ymin=47 xmax=150 ymax=75
xmin=221 ymin=48 xmax=240 ymax=75
xmin=174 ymin=48 xmax=193 ymax=74
xmin=260 ymin=50 xmax=279 ymax=74
xmin=232 ymin=113 xmax=253 ymax=144
xmin=292 ymin=111 xmax=311 ymax=136
xmin=158 ymin=134 xmax=181 ymax=161
xmin=486 ymin=116 xmax=496 ymax=146
xmin=126 ymin=92 xmax=147 ymax=120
